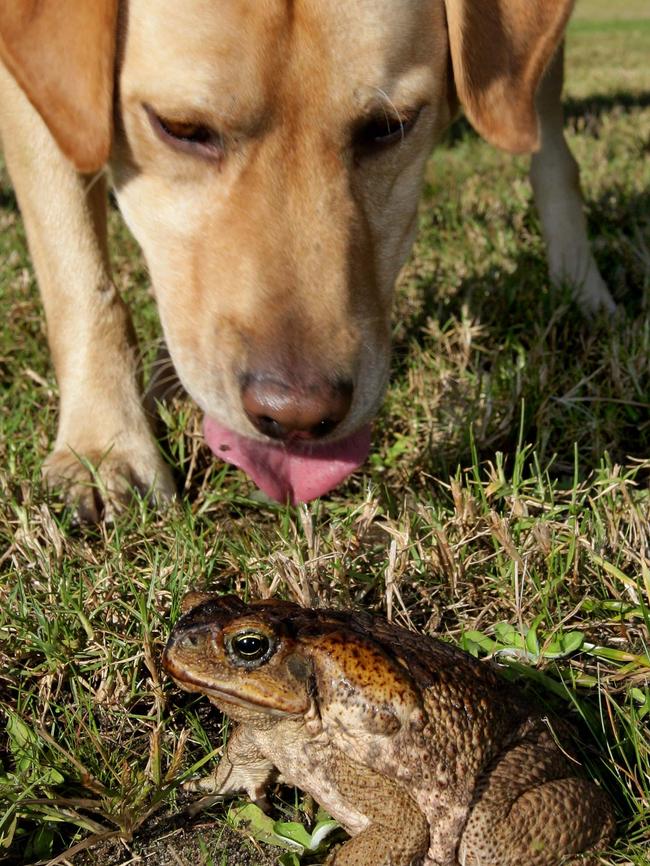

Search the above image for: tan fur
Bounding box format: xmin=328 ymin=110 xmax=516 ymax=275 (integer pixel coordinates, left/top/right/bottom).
xmin=0 ymin=0 xmax=614 ymax=518
xmin=0 ymin=0 xmax=117 ymax=171
xmin=444 ymin=0 xmax=574 ymax=153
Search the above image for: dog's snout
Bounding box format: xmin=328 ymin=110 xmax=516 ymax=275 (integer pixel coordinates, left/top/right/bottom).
xmin=241 ymin=374 xmax=353 ymax=442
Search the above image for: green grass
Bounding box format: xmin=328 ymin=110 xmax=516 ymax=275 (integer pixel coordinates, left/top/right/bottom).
xmin=569 ymin=20 xmax=650 ymax=33
xmin=1 ymin=3 xmax=649 ymax=865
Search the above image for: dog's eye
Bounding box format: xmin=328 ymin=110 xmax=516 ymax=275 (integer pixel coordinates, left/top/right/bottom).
xmin=145 ymin=105 xmax=222 ymax=159
xmin=355 ymin=108 xmax=421 ymax=153
xmin=160 ymin=118 xmax=211 ymax=143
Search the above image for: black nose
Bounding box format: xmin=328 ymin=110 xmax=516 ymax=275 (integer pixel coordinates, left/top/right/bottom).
xmin=241 ymin=374 xmax=353 ymax=441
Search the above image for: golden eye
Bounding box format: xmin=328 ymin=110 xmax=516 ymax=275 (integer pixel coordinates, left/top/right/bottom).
xmin=226 ymin=630 xmax=275 ymax=666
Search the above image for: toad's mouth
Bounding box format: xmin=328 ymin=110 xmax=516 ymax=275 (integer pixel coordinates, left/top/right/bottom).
xmin=204 ymin=416 xmax=372 ymax=504
xmin=166 ymin=667 xmax=309 ymax=717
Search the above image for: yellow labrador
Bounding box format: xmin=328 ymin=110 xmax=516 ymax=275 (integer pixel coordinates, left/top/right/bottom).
xmin=0 ymin=1 xmax=614 ymax=519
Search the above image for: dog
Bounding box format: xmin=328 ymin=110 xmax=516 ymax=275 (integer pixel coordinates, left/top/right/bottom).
xmin=0 ymin=0 xmax=615 ymax=520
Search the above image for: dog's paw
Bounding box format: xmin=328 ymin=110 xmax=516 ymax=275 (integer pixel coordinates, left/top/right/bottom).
xmin=573 ymin=267 xmax=617 ymax=317
xmin=42 ymin=441 xmax=177 ymax=523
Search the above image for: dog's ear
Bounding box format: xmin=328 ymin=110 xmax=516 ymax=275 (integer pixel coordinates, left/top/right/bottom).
xmin=0 ymin=0 xmax=118 ymax=172
xmin=444 ymin=0 xmax=573 ymax=153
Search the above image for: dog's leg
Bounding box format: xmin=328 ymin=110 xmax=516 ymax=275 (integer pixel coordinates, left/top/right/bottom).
xmin=0 ymin=64 xmax=175 ymax=520
xmin=530 ymin=45 xmax=615 ymax=315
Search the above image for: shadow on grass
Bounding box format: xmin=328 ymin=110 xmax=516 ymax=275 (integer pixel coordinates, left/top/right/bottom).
xmin=0 ymin=185 xmax=18 ymax=211
xmin=563 ymin=90 xmax=650 ymax=121
xmin=389 ymin=184 xmax=650 ymax=482
xmin=444 ymin=89 xmax=650 ymax=148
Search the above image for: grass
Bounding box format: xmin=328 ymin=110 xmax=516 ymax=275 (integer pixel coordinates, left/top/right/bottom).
xmin=1 ymin=4 xmax=649 ymax=865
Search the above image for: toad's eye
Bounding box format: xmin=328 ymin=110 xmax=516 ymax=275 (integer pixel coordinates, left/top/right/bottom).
xmin=226 ymin=631 xmax=275 ymax=666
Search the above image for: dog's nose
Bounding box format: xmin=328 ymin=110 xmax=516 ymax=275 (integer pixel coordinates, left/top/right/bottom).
xmin=241 ymin=374 xmax=353 ymax=441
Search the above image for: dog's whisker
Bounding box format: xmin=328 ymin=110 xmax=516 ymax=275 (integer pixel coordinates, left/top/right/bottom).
xmin=372 ymin=87 xmax=406 ymax=140
xmin=83 ymin=166 xmax=109 ymax=196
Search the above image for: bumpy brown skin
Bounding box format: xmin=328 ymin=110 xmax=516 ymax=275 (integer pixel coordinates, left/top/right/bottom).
xmin=163 ymin=595 xmax=615 ymax=866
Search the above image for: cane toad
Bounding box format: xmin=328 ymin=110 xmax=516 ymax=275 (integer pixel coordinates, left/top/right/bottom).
xmin=163 ymin=594 xmax=614 ymax=866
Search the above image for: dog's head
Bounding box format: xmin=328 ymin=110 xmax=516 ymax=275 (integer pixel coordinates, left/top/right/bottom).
xmin=0 ymin=0 xmax=572 ymax=502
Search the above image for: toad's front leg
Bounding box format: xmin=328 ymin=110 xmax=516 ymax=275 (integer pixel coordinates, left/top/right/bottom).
xmin=184 ymin=724 xmax=276 ymax=810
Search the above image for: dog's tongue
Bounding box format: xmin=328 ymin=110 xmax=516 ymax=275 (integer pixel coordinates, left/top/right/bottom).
xmin=204 ymin=416 xmax=371 ymax=504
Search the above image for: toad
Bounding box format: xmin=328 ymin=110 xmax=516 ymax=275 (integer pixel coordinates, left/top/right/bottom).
xmin=163 ymin=594 xmax=614 ymax=866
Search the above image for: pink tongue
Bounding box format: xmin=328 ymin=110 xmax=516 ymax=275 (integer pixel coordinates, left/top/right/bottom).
xmin=204 ymin=416 xmax=371 ymax=504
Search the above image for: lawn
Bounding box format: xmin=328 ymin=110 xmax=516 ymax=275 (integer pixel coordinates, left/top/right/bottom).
xmin=1 ymin=3 xmax=649 ymax=865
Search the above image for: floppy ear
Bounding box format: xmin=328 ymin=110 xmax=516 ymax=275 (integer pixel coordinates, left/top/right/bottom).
xmin=444 ymin=0 xmax=574 ymax=153
xmin=0 ymin=0 xmax=118 ymax=172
